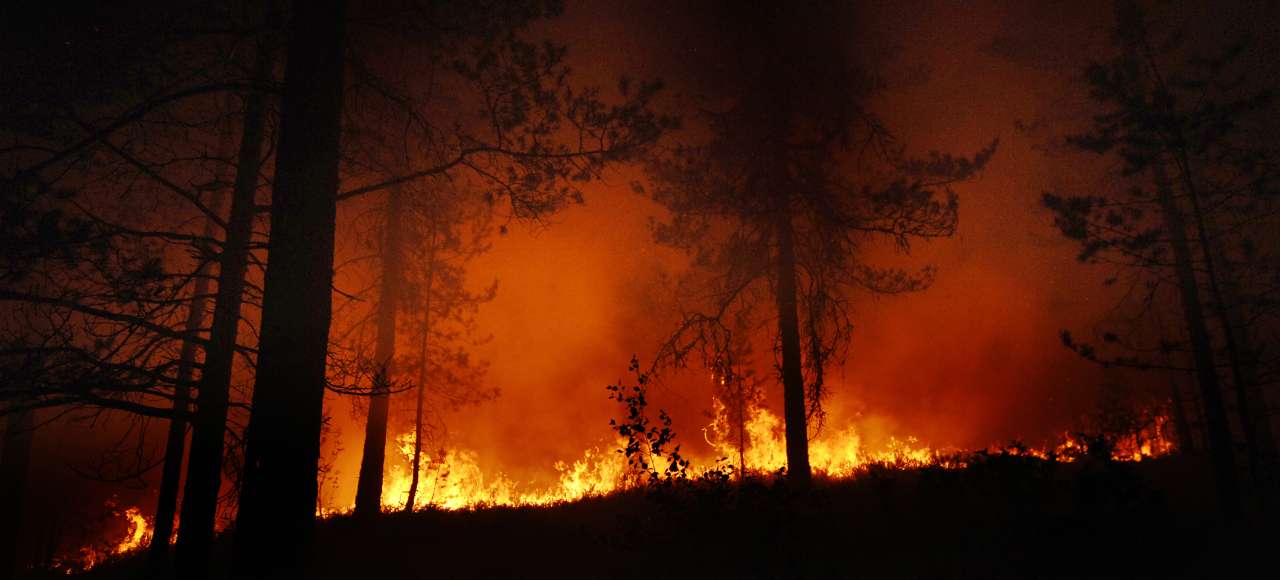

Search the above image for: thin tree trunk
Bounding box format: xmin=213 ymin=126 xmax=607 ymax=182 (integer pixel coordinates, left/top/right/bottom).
xmin=1153 ymin=162 xmax=1240 ymax=519
xmin=234 ymin=1 xmax=346 ymax=575
xmin=736 ymin=385 xmax=747 ymax=480
xmin=173 ymin=45 xmax=272 ymax=579
xmin=1214 ymin=253 xmax=1276 ymax=462
xmin=148 ymin=198 xmax=219 ymax=562
xmin=1167 ymin=370 xmax=1196 ymax=453
xmin=1117 ymin=7 xmax=1240 ymax=517
xmin=1169 ymin=148 xmax=1263 ymax=478
xmin=1133 ymin=19 xmax=1264 ymax=482
xmin=405 ymin=226 xmax=437 ymax=512
xmin=354 ymin=187 xmax=406 ymax=516
xmin=1158 ymin=330 xmax=1196 ymax=453
xmin=149 ymin=139 xmax=230 ymax=564
xmin=1 ymin=409 xmax=34 ymax=580
xmin=775 ymin=199 xmax=811 ymax=484
xmin=1188 ymin=367 xmax=1207 ymax=449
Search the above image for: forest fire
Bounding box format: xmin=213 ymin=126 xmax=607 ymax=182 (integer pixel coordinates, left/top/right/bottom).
xmin=54 ymin=387 xmax=1178 ymax=575
xmin=3 ymin=0 xmax=1277 ymax=578
xmin=54 ymin=397 xmax=1177 ymax=574
xmin=56 ymin=506 xmax=153 ymax=573
xmin=315 ymin=395 xmax=1177 ymax=515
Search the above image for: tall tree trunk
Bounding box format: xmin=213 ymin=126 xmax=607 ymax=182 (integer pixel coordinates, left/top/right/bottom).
xmin=354 ymin=188 xmax=405 ymax=516
xmin=1160 ymin=338 xmax=1197 ymax=453
xmin=1118 ymin=5 xmax=1240 ymax=517
xmin=1169 ymin=147 xmax=1263 ymax=479
xmin=1 ymin=409 xmax=34 ymax=580
xmin=1213 ymin=251 xmax=1276 ymax=462
xmin=1153 ymin=162 xmax=1240 ymax=519
xmin=234 ymin=1 xmax=346 ymax=575
xmin=149 ymin=129 xmax=232 ymax=562
xmin=775 ymin=200 xmax=811 ymax=484
xmin=148 ymin=195 xmax=220 ymax=563
xmin=173 ymin=45 xmax=272 ymax=578
xmin=1129 ymin=9 xmax=1264 ymax=483
xmin=405 ymin=226 xmax=437 ymax=512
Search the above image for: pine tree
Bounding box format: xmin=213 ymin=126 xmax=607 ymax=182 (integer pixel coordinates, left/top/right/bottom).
xmin=646 ymin=4 xmax=993 ymax=482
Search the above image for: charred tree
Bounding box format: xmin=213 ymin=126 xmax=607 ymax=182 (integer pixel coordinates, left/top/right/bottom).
xmin=234 ymin=0 xmax=346 ymax=574
xmin=354 ymin=187 xmax=406 ymax=517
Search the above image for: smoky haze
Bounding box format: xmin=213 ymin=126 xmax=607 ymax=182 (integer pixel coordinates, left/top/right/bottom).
xmin=319 ymin=0 xmax=1147 ymax=500
xmin=8 ymin=0 xmax=1275 ymax=559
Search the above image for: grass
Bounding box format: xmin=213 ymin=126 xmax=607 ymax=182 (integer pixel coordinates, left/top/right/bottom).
xmin=52 ymin=452 xmax=1277 ymax=579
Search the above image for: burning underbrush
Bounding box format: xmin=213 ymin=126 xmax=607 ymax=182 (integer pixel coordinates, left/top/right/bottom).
xmin=327 ymin=400 xmax=1177 ymax=515
xmin=52 ymin=396 xmax=1178 ymax=576
xmin=47 ymin=503 xmax=153 ymax=574
xmin=65 ymin=447 xmax=1267 ymax=580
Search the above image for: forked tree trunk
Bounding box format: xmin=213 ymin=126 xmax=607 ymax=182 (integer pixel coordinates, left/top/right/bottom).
xmin=775 ymin=199 xmax=811 ymax=484
xmin=1 ymin=409 xmax=34 ymax=580
xmin=234 ymin=1 xmax=346 ymax=575
xmin=354 ymin=187 xmax=406 ymax=516
xmin=173 ymin=45 xmax=273 ymax=579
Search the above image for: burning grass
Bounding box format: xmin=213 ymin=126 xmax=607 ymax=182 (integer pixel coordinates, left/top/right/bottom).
xmin=56 ymin=449 xmax=1274 ymax=580
xmin=48 ymin=400 xmax=1182 ymax=575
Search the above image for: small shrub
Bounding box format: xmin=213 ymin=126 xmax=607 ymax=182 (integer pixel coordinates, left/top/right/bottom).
xmin=606 ymin=356 xmax=690 ymax=487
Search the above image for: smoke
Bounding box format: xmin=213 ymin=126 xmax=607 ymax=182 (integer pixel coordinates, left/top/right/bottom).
xmin=13 ymin=0 xmax=1227 ymax=544
xmin=316 ymin=0 xmax=1135 ymax=498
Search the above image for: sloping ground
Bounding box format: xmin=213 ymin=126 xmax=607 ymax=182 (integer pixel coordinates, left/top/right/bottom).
xmin=61 ymin=454 xmax=1277 ymax=579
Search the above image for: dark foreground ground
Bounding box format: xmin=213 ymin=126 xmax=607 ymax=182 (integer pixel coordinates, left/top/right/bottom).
xmin=46 ymin=453 xmax=1280 ymax=579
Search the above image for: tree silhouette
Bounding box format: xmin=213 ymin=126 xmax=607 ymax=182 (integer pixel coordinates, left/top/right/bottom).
xmin=232 ymin=0 xmax=670 ymax=572
xmin=398 ymin=183 xmax=498 ymax=511
xmin=174 ymin=35 xmax=274 ymax=577
xmin=231 ymin=0 xmax=347 ymax=574
xmin=1043 ymin=0 xmax=1280 ymax=518
xmin=351 ymin=184 xmax=407 ymax=518
xmin=644 ymin=4 xmax=994 ymax=483
xmin=1 ymin=5 xmax=287 ymax=572
xmin=0 ymin=408 xmax=33 ymax=580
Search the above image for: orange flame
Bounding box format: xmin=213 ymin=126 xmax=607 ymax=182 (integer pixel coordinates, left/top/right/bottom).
xmin=311 ymin=393 xmax=1177 ymax=515
xmin=59 ymin=504 xmax=153 ymax=573
xmin=113 ymin=507 xmax=151 ymax=555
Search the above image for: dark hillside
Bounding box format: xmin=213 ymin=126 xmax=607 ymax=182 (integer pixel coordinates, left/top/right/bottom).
xmin=58 ymin=454 xmax=1275 ymax=579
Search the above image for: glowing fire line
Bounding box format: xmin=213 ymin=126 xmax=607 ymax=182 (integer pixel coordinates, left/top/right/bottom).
xmin=65 ymin=399 xmax=1174 ymax=573
xmin=314 ymin=399 xmax=1176 ymax=515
